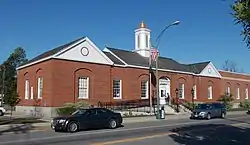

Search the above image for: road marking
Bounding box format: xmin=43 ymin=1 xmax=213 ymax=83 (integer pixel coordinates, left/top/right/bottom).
xmin=0 ymin=115 xmax=248 ymax=144
xmin=90 ymin=132 xmax=178 ymax=145
xmin=90 ymin=122 xmax=250 ymax=145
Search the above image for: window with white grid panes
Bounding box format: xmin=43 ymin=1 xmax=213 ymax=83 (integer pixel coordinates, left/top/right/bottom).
xmin=78 ymin=77 xmax=89 ymax=99
xmin=236 ymin=87 xmax=240 ymax=99
xmin=113 ymin=80 xmax=122 ymax=99
xmin=245 ymin=88 xmax=248 ymax=99
xmin=179 ymin=83 xmax=184 ymax=99
xmin=37 ymin=77 xmax=43 ymax=99
xmin=25 ymin=80 xmax=29 ymax=99
xmin=141 ymin=81 xmax=148 ymax=99
xmin=208 ymin=85 xmax=212 ymax=99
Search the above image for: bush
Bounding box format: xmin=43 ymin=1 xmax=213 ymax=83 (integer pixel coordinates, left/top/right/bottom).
xmin=239 ymin=100 xmax=250 ymax=109
xmin=56 ymin=101 xmax=90 ymax=116
xmin=217 ymin=92 xmax=234 ymax=110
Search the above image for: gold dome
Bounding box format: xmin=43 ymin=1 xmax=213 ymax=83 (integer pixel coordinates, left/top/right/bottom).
xmin=139 ymin=21 xmax=146 ymax=28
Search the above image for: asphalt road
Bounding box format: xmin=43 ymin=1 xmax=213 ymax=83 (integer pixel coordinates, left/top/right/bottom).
xmin=0 ymin=114 xmax=249 ymax=145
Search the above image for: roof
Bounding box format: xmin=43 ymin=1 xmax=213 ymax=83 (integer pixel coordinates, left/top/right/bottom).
xmin=103 ymin=52 xmax=125 ymax=65
xmin=22 ymin=37 xmax=85 ymax=66
xmin=19 ymin=36 xmax=210 ymax=74
xmin=105 ymin=47 xmax=210 ymax=74
xmin=188 ymin=61 xmax=211 ymax=73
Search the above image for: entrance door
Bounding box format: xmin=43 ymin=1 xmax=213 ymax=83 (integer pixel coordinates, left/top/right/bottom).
xmin=159 ymin=78 xmax=171 ymax=105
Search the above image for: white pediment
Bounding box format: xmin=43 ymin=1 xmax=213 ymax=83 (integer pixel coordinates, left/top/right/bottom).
xmin=53 ymin=37 xmax=113 ymax=65
xmin=199 ymin=62 xmax=222 ymax=78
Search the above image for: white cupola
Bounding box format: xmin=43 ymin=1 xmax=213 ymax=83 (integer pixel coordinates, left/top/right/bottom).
xmin=134 ymin=21 xmax=151 ymax=57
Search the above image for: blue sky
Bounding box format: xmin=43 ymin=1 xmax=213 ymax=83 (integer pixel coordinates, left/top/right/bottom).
xmin=0 ymin=0 xmax=249 ymax=72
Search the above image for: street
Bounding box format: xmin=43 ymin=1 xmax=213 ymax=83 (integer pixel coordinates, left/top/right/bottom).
xmin=0 ymin=113 xmax=249 ymax=145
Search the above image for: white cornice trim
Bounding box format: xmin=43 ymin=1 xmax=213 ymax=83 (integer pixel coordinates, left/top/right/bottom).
xmin=17 ymin=56 xmax=53 ymax=70
xmin=103 ymin=48 xmax=128 ymax=65
xmin=17 ymin=38 xmax=85 ymax=70
xmin=199 ymin=62 xmax=222 ymax=78
xmin=17 ymin=37 xmax=115 ymax=70
xmin=222 ymin=77 xmax=250 ymax=83
xmin=219 ymin=70 xmax=250 ymax=77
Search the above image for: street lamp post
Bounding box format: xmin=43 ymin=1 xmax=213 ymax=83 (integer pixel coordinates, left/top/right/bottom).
xmin=175 ymin=88 xmax=179 ymax=113
xmin=153 ymin=20 xmax=180 ymax=119
xmin=191 ymin=88 xmax=195 ymax=111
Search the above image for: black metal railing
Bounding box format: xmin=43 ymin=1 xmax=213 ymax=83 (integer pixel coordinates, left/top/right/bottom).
xmin=98 ymin=98 xmax=158 ymax=114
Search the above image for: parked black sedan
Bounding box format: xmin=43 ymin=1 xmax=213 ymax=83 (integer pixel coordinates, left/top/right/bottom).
xmin=51 ymin=108 xmax=123 ymax=133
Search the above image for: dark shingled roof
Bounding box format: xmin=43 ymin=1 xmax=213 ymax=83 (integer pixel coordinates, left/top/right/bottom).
xmin=103 ymin=52 xmax=125 ymax=65
xmin=187 ymin=61 xmax=211 ymax=73
xmin=19 ymin=36 xmax=210 ymax=74
xmin=24 ymin=37 xmax=85 ymax=65
xmin=106 ymin=47 xmax=210 ymax=74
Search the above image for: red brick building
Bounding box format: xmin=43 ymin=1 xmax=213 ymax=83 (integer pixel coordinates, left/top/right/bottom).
xmin=16 ymin=22 xmax=250 ymax=118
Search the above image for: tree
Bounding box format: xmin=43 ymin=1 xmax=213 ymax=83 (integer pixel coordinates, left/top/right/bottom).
xmin=222 ymin=60 xmax=245 ymax=73
xmin=232 ymin=0 xmax=250 ymax=48
xmin=217 ymin=92 xmax=234 ymax=110
xmin=222 ymin=60 xmax=238 ymax=72
xmin=4 ymin=84 xmax=21 ymax=116
xmin=0 ymin=47 xmax=28 ymax=104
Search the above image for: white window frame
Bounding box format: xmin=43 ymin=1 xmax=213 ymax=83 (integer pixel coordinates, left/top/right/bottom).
xmin=37 ymin=77 xmax=43 ymax=99
xmin=141 ymin=80 xmax=148 ymax=99
xmin=25 ymin=79 xmax=29 ymax=100
xmin=193 ymin=85 xmax=197 ymax=99
xmin=78 ymin=77 xmax=89 ymax=99
xmin=226 ymin=86 xmax=230 ymax=95
xmin=113 ymin=79 xmax=122 ymax=99
xmin=30 ymin=86 xmax=34 ymax=100
xmin=236 ymin=87 xmax=240 ymax=99
xmin=208 ymin=85 xmax=212 ymax=100
xmin=179 ymin=83 xmax=184 ymax=99
xmin=245 ymin=88 xmax=249 ymax=99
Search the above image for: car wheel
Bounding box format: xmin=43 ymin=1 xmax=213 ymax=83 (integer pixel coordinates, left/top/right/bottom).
xmin=221 ymin=112 xmax=226 ymax=118
xmin=67 ymin=121 xmax=79 ymax=133
xmin=0 ymin=110 xmax=3 ymax=116
xmin=109 ymin=119 xmax=117 ymax=129
xmin=206 ymin=113 xmax=211 ymax=120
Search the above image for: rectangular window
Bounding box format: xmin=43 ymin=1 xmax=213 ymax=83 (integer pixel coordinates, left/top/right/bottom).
xmin=137 ymin=35 xmax=140 ymax=48
xmin=208 ymin=85 xmax=212 ymax=99
xmin=37 ymin=77 xmax=43 ymax=99
xmin=226 ymin=86 xmax=231 ymax=95
xmin=25 ymin=80 xmax=29 ymax=99
xmin=236 ymin=87 xmax=240 ymax=99
xmin=146 ymin=35 xmax=148 ymax=48
xmin=30 ymin=86 xmax=34 ymax=99
xmin=113 ymin=80 xmax=122 ymax=99
xmin=193 ymin=85 xmax=197 ymax=99
xmin=141 ymin=81 xmax=148 ymax=99
xmin=78 ymin=77 xmax=89 ymax=99
xmin=245 ymin=88 xmax=249 ymax=99
xmin=179 ymin=83 xmax=184 ymax=99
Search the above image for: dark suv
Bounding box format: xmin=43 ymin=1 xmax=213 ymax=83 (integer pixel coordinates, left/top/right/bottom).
xmin=190 ymin=102 xmax=226 ymax=120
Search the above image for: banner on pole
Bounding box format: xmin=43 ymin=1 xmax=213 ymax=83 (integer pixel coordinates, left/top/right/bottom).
xmin=150 ymin=48 xmax=159 ymax=61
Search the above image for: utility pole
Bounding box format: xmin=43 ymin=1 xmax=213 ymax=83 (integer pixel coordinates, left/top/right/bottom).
xmin=1 ymin=65 xmax=5 ymax=107
xmin=153 ymin=20 xmax=180 ymax=119
xmin=155 ymin=51 xmax=160 ymax=119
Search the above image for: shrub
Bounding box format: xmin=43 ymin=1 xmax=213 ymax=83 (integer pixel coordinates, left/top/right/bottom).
xmin=217 ymin=92 xmax=234 ymax=110
xmin=56 ymin=101 xmax=90 ymax=116
xmin=239 ymin=100 xmax=250 ymax=108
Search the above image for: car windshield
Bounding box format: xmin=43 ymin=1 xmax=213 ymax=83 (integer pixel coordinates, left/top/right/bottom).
xmin=71 ymin=109 xmax=88 ymax=115
xmin=196 ymin=104 xmax=211 ymax=110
